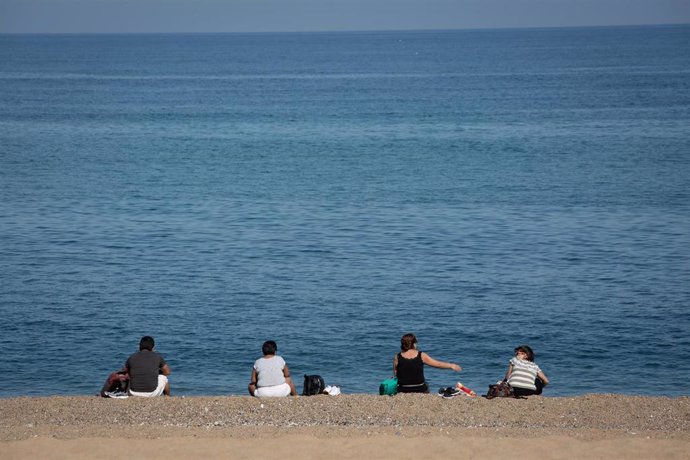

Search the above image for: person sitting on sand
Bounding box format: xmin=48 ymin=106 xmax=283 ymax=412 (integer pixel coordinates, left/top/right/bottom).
xmin=124 ymin=336 xmax=171 ymax=397
xmin=393 ymin=333 xmax=462 ymax=393
xmin=248 ymin=340 xmax=298 ymax=397
xmin=504 ymin=345 xmax=549 ymax=397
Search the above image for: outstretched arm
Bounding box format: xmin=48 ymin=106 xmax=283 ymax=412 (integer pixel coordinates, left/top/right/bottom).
xmin=421 ymin=353 xmax=461 ymax=371
xmin=537 ymin=370 xmax=549 ymax=385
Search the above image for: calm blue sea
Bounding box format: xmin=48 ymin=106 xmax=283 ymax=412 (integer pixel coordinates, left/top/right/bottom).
xmin=1 ymin=26 xmax=689 ymax=397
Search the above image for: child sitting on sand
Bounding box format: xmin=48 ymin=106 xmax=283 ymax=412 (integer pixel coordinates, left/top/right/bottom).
xmin=248 ymin=340 xmax=298 ymax=397
xmin=504 ymin=345 xmax=549 ymax=397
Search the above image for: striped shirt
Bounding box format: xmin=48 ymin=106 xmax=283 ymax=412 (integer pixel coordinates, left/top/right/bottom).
xmin=507 ymin=357 xmax=541 ymax=391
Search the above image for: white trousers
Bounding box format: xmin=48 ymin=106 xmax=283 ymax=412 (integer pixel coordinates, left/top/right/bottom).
xmin=255 ymin=382 xmax=291 ymax=397
xmin=128 ymin=375 xmax=168 ymax=397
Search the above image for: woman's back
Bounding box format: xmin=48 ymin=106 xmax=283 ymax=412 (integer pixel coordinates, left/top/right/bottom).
xmin=396 ymin=351 xmax=425 ymax=386
xmin=254 ymin=355 xmax=286 ymax=388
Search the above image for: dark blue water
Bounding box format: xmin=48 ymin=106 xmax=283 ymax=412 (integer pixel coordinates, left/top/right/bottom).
xmin=1 ymin=26 xmax=689 ymax=397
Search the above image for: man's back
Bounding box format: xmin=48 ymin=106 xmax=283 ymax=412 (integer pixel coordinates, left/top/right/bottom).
xmin=126 ymin=350 xmax=165 ymax=392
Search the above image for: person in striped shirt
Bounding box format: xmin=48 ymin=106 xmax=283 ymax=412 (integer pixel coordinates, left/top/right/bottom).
xmin=504 ymin=345 xmax=549 ymax=397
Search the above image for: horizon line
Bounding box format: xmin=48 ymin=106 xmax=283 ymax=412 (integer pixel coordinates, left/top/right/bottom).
xmin=1 ymin=22 xmax=688 ymax=36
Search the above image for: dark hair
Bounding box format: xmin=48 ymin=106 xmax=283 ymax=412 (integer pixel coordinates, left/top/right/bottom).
xmin=262 ymin=340 xmax=277 ymax=355
xmin=139 ymin=336 xmax=155 ymax=351
xmin=400 ymin=333 xmax=417 ymax=352
xmin=514 ymin=345 xmax=535 ymax=362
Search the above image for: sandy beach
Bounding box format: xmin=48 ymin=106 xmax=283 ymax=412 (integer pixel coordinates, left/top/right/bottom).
xmin=1 ymin=394 xmax=689 ymax=459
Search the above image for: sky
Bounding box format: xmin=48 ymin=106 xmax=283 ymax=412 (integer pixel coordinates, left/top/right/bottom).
xmin=1 ymin=0 xmax=689 ymax=34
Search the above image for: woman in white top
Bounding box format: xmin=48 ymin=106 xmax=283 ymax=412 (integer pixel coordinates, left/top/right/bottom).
xmin=248 ymin=340 xmax=298 ymax=397
xmin=504 ymin=345 xmax=549 ymax=397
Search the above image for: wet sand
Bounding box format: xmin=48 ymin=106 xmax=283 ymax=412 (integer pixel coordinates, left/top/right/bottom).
xmin=2 ymin=394 xmax=689 ymax=459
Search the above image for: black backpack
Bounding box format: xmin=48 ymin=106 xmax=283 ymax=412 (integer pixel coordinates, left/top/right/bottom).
xmin=302 ymin=374 xmax=325 ymax=395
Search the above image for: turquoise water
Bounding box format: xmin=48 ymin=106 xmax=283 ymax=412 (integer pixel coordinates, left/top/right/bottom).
xmin=1 ymin=26 xmax=689 ymax=396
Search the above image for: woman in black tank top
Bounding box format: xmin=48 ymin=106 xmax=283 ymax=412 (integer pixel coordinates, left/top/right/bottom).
xmin=393 ymin=333 xmax=463 ymax=393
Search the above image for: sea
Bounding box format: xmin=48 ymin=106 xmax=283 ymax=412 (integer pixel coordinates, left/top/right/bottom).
xmin=1 ymin=25 xmax=689 ymax=397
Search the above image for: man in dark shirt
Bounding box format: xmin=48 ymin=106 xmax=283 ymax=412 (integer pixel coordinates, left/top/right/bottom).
xmin=124 ymin=336 xmax=171 ymax=397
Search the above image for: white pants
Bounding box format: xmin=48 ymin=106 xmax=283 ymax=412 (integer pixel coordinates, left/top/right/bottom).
xmin=254 ymin=382 xmax=291 ymax=397
xmin=129 ymin=375 xmax=168 ymax=397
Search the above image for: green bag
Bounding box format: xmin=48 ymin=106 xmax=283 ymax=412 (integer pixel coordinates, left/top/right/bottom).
xmin=379 ymin=377 xmax=398 ymax=395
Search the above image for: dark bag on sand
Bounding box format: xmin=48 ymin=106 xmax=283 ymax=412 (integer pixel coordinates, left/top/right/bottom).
xmin=302 ymin=374 xmax=325 ymax=396
xmin=100 ymin=370 xmax=129 ymax=397
xmin=485 ymin=381 xmax=513 ymax=399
